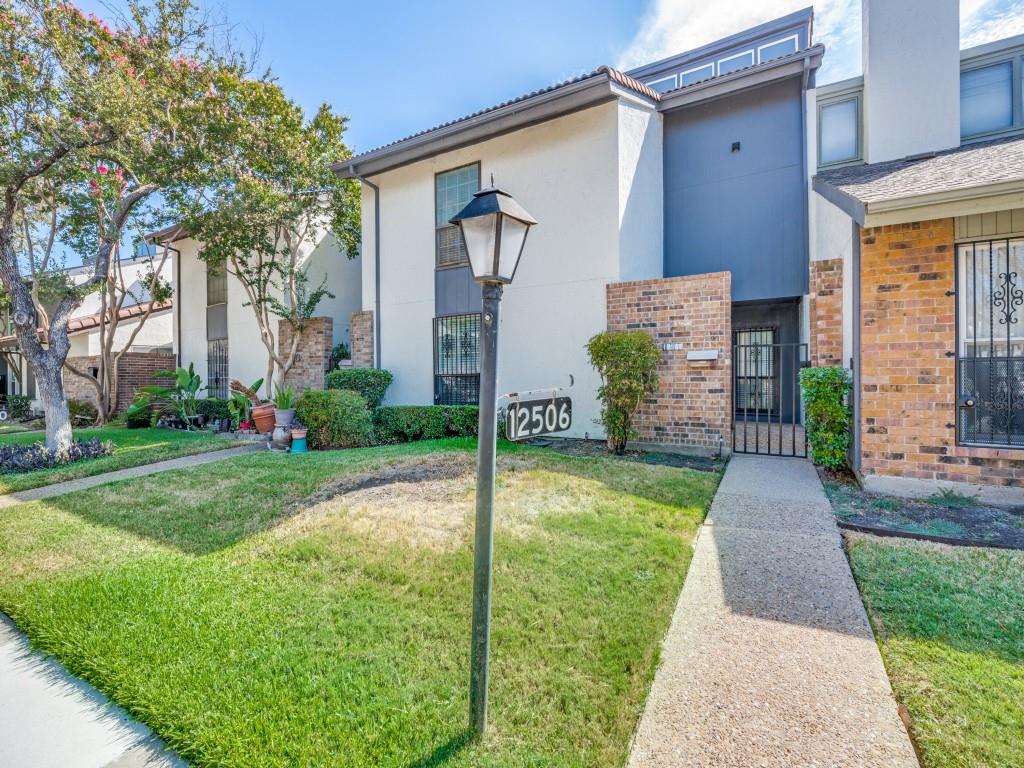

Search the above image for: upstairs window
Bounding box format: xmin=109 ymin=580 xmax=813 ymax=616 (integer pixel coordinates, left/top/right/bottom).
xmin=718 ymin=50 xmax=755 ymax=76
xmin=678 ymin=63 xmax=715 ymax=87
xmin=818 ymin=96 xmax=860 ymax=166
xmin=758 ymin=35 xmax=798 ymax=63
xmin=435 ymin=163 xmax=480 ymax=268
xmin=960 ymin=61 xmax=1014 ymax=139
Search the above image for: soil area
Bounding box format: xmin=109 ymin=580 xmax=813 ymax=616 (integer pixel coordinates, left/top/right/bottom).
xmin=528 ymin=437 xmax=722 ymax=472
xmin=821 ymin=469 xmax=1024 ymax=550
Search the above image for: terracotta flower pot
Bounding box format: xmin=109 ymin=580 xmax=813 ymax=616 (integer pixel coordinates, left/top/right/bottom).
xmin=251 ymin=403 xmax=276 ymax=434
xmin=291 ymin=427 xmax=307 ymax=439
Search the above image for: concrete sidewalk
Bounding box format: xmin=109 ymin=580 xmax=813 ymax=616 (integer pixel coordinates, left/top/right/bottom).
xmin=628 ymin=456 xmax=918 ymax=767
xmin=0 ymin=443 xmax=261 ymax=509
xmin=0 ymin=614 xmax=184 ymax=768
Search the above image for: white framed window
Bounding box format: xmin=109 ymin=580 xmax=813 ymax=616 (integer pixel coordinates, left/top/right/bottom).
xmin=960 ymin=60 xmax=1014 ymax=138
xmin=718 ymin=50 xmax=755 ymax=76
xmin=679 ymin=63 xmax=715 ymax=87
xmin=647 ymin=74 xmax=677 ymax=94
xmin=758 ymin=35 xmax=798 ymax=63
xmin=435 ymin=163 xmax=480 ymax=268
xmin=818 ymin=96 xmax=860 ymax=166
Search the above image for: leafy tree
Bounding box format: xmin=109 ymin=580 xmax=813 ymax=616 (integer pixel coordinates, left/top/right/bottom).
xmin=0 ymin=0 xmax=242 ymax=449
xmin=186 ymin=86 xmax=361 ymax=398
xmin=586 ymin=330 xmax=661 ymax=454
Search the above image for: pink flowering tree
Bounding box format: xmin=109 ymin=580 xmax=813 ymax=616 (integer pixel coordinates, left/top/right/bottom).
xmin=0 ymin=0 xmax=249 ymax=447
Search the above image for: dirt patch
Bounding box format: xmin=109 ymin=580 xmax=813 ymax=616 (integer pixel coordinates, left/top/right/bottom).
xmin=531 ymin=437 xmax=721 ymax=472
xmin=822 ymin=468 xmax=1024 ymax=550
xmin=282 ymin=452 xmax=542 ymax=548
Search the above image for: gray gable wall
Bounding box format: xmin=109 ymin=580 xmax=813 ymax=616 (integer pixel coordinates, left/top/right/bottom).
xmin=663 ymin=77 xmax=808 ymax=301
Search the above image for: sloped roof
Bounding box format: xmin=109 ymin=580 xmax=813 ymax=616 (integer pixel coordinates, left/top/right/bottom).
xmin=0 ymin=300 xmax=173 ymax=350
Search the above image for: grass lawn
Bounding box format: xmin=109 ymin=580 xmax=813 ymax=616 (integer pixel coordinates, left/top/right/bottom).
xmin=846 ymin=534 xmax=1024 ymax=768
xmin=0 ymin=439 xmax=719 ymax=767
xmin=0 ymin=421 xmax=37 ymax=435
xmin=0 ymin=426 xmax=237 ymax=494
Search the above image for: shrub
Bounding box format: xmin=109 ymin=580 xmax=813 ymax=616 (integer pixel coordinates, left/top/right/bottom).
xmin=373 ymin=405 xmax=479 ymax=444
xmin=585 ymin=330 xmax=660 ymax=454
xmin=7 ymin=395 xmax=31 ymax=420
xmin=800 ymin=366 xmax=852 ymax=469
xmin=326 ymin=368 xmax=393 ymax=409
xmin=196 ymin=398 xmax=231 ymax=422
xmin=68 ymin=399 xmax=98 ymax=426
xmin=295 ymin=389 xmax=373 ymax=449
xmin=0 ymin=438 xmax=112 ymax=473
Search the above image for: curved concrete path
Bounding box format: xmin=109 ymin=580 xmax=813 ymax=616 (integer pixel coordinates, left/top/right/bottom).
xmin=0 ymin=443 xmax=261 ymax=509
xmin=628 ymin=455 xmax=918 ymax=768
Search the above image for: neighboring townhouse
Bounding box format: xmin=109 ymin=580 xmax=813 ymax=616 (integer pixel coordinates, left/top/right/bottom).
xmin=0 ymin=254 xmax=174 ymax=411
xmin=812 ymin=2 xmax=1024 ymax=495
xmin=147 ymin=224 xmax=361 ymax=398
xmin=338 ymin=8 xmax=822 ymax=456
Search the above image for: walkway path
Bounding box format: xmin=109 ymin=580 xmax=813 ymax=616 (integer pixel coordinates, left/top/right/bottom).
xmin=0 ymin=614 xmax=185 ymax=768
xmin=0 ymin=444 xmax=261 ymax=509
xmin=627 ymin=455 xmax=918 ymax=767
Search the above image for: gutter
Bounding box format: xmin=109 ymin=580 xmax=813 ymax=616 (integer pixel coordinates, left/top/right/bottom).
xmin=348 ymin=165 xmax=382 ymax=369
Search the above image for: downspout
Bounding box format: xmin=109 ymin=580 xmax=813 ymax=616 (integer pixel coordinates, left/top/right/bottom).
xmin=348 ymin=164 xmax=382 ymax=370
xmin=800 ymin=55 xmax=812 ymax=300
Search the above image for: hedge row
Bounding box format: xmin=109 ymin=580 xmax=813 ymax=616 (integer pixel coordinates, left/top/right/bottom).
xmin=326 ymin=368 xmax=393 ymax=409
xmin=372 ymin=405 xmax=478 ymax=444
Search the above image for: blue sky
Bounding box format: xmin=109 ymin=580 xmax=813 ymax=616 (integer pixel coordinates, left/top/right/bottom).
xmin=80 ymin=0 xmax=1024 ymax=154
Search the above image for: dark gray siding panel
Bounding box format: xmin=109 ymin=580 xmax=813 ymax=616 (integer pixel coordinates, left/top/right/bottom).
xmin=663 ymin=78 xmax=808 ymax=302
xmin=435 ymin=266 xmax=482 ymax=316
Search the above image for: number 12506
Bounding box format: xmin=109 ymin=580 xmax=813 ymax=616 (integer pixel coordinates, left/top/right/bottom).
xmin=505 ymin=397 xmax=572 ymax=441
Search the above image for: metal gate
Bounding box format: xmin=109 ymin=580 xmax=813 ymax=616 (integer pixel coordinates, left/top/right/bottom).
xmin=733 ymin=333 xmax=808 ymax=457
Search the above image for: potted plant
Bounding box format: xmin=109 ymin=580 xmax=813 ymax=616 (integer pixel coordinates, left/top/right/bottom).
xmin=232 ymin=378 xmax=275 ymax=434
xmin=273 ymin=384 xmax=297 ymax=428
xmin=228 ymin=378 xmax=264 ymax=430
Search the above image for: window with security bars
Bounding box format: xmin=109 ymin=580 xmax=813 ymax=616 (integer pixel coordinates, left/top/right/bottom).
xmin=957 ymin=238 xmax=1024 ymax=447
xmin=734 ymin=328 xmax=776 ymax=411
xmin=207 ymin=339 xmax=229 ymax=399
xmin=434 ymin=313 xmax=480 ymax=405
xmin=435 ymin=163 xmax=480 ymax=268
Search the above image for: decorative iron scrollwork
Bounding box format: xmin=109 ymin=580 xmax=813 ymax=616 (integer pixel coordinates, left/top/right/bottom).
xmin=993 ymin=271 xmax=1024 ymax=327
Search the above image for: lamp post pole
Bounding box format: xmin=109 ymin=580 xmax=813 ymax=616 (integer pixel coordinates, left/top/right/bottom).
xmin=469 ymin=280 xmax=502 ymax=739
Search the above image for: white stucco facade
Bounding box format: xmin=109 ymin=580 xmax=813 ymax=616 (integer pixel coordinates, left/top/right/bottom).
xmin=360 ymin=100 xmax=666 ymax=437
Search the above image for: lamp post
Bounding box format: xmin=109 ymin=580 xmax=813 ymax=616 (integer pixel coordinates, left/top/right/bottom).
xmin=450 ymin=186 xmax=537 ymax=740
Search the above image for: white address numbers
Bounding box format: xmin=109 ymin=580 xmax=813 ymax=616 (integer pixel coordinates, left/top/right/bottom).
xmin=505 ymin=397 xmax=572 ymax=441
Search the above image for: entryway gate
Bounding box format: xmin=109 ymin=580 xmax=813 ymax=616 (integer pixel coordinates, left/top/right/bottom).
xmin=732 ymin=333 xmax=808 ymax=457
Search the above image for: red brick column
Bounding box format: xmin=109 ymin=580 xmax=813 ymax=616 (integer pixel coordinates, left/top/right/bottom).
xmin=607 ymin=272 xmax=731 ymax=454
xmin=860 ymin=218 xmax=1024 ymax=486
xmin=350 ymin=311 xmax=374 ymax=368
xmin=278 ymin=317 xmax=333 ymax=392
xmin=809 ymin=257 xmax=843 ymax=367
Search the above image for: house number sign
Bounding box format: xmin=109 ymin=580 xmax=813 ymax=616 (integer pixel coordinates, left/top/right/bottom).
xmin=505 ymin=397 xmax=572 ymax=441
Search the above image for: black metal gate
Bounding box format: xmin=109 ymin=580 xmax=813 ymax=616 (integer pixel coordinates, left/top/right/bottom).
xmin=733 ymin=334 xmax=807 ymax=457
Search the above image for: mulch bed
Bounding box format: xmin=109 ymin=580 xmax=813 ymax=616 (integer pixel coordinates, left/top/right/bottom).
xmin=526 ymin=437 xmax=722 ymax=473
xmin=820 ymin=468 xmax=1024 ymax=550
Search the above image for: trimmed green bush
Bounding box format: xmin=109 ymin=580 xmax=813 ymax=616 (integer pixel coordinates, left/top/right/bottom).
xmin=7 ymin=394 xmax=31 ymax=420
xmin=373 ymin=405 xmax=478 ymax=444
xmin=325 ymin=368 xmax=393 ymax=409
xmin=295 ymin=389 xmax=373 ymax=449
xmin=196 ymin=398 xmax=231 ymax=422
xmin=586 ymin=330 xmax=661 ymax=454
xmin=800 ymin=366 xmax=852 ymax=469
xmin=68 ymin=399 xmax=98 ymax=426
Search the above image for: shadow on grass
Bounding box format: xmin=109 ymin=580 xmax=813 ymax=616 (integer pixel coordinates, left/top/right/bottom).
xmin=406 ymin=730 xmax=472 ymax=768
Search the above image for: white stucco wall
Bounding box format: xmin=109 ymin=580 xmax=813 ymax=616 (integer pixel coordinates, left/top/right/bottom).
xmin=174 ymin=238 xmax=210 ymax=383
xmin=861 ymin=0 xmax=960 ymax=163
xmin=83 ymin=311 xmax=172 ymax=355
xmin=362 ymin=102 xmax=625 ymax=437
xmin=303 ymin=232 xmax=362 ymax=349
xmin=617 ymin=101 xmax=663 ymax=282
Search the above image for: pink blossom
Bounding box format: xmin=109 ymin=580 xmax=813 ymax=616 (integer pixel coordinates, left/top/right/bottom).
xmin=98 ymin=165 xmax=108 ymax=175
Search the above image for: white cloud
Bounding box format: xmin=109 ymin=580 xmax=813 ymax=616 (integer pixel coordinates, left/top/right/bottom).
xmin=618 ymin=0 xmax=1024 ymax=86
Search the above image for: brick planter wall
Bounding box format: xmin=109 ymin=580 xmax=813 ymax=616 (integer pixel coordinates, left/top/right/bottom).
xmin=810 ymin=257 xmax=843 ymax=367
xmin=278 ymin=317 xmax=333 ymax=392
xmin=64 ymin=351 xmax=175 ymax=414
xmin=350 ymin=311 xmax=374 ymax=368
xmin=607 ymin=272 xmax=731 ymax=454
xmin=860 ymin=218 xmax=1024 ymax=486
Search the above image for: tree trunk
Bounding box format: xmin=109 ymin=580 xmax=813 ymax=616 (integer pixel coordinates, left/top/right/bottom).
xmin=34 ymin=355 xmax=73 ymax=452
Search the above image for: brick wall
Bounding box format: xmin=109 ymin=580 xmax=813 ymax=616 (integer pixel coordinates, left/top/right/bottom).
xmin=607 ymin=272 xmax=731 ymax=453
xmin=809 ymin=257 xmax=844 ymax=367
xmin=860 ymin=218 xmax=1024 ymax=486
xmin=278 ymin=316 xmax=333 ymax=392
xmin=64 ymin=351 xmax=174 ymax=414
xmin=350 ymin=311 xmax=374 ymax=368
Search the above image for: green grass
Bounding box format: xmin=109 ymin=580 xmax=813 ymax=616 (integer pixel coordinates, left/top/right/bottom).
xmin=0 ymin=439 xmax=719 ymax=767
xmin=0 ymin=421 xmax=37 ymax=434
xmin=846 ymin=535 xmax=1024 ymax=768
xmin=0 ymin=426 xmax=237 ymax=494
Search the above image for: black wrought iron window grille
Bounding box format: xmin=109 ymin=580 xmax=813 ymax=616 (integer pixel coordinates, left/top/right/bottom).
xmin=207 ymin=338 xmax=229 ymax=400
xmin=957 ymin=238 xmax=1024 ymax=447
xmin=434 ymin=313 xmax=481 ymax=405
